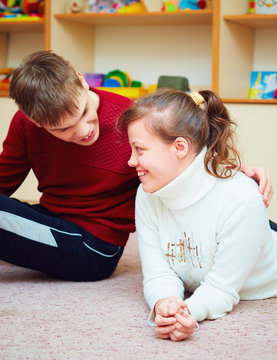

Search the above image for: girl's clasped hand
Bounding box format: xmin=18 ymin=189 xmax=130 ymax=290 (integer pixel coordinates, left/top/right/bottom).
xmin=154 ymin=296 xmax=197 ymax=342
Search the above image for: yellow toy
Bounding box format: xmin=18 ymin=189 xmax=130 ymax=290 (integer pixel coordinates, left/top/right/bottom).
xmin=118 ymin=2 xmax=146 ymax=13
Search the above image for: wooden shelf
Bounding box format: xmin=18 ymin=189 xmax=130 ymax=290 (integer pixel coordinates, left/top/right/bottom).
xmin=222 ymin=98 xmax=277 ymax=105
xmin=223 ymin=14 xmax=277 ymax=29
xmin=0 ymin=18 xmax=44 ymax=32
xmin=54 ymin=9 xmax=213 ymax=26
xmin=0 ymin=89 xmax=9 ymax=97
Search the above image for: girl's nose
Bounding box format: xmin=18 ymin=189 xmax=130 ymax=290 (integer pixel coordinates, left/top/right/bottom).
xmin=128 ymin=153 xmax=138 ymax=168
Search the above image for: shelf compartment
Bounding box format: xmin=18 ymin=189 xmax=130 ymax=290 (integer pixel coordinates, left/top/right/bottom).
xmin=54 ymin=10 xmax=213 ymax=26
xmin=223 ymin=14 xmax=277 ymax=29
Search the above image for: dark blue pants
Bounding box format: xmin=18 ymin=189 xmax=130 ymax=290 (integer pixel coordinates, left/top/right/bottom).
xmin=0 ymin=194 xmax=124 ymax=281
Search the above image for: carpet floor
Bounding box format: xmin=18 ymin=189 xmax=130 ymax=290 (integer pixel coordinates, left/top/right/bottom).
xmin=1 ymin=233 xmax=277 ymax=360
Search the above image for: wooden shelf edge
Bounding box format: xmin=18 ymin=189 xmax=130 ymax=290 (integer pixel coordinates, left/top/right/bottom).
xmin=0 ymin=89 xmax=9 ymax=97
xmin=54 ymin=9 xmax=213 ymax=25
xmin=223 ymin=13 xmax=277 ymax=28
xmin=0 ymin=18 xmax=45 ymax=32
xmin=223 ymin=98 xmax=277 ymax=105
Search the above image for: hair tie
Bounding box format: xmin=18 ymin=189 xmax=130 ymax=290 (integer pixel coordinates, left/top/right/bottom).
xmin=189 ymin=92 xmax=205 ymax=107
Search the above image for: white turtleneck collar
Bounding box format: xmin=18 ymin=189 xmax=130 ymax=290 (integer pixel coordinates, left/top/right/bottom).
xmin=151 ymin=147 xmax=217 ymax=210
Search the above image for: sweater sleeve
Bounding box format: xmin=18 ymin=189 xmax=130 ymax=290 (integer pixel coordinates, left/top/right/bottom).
xmin=0 ymin=113 xmax=31 ymax=196
xmin=136 ymin=186 xmax=185 ymax=323
xmin=185 ymin=194 xmax=270 ymax=321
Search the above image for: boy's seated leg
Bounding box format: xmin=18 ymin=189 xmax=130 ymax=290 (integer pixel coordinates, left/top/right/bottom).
xmin=0 ymin=194 xmax=123 ymax=281
xmin=269 ymin=219 xmax=277 ymax=232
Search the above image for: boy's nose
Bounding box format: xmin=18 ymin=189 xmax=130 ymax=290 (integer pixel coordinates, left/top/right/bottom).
xmin=75 ymin=123 xmax=90 ymax=138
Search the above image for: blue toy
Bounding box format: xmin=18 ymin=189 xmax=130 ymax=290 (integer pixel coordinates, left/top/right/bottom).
xmin=179 ymin=0 xmax=207 ymax=10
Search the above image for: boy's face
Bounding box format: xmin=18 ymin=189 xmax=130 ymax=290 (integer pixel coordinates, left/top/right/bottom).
xmin=31 ymin=77 xmax=100 ymax=146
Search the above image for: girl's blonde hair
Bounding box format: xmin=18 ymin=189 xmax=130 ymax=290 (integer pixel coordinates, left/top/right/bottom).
xmin=117 ymin=88 xmax=241 ymax=179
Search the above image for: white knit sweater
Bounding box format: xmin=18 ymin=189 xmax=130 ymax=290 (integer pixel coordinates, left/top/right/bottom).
xmin=136 ymin=147 xmax=277 ymax=322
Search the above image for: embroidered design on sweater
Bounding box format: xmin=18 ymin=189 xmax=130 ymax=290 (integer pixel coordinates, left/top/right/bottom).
xmin=164 ymin=232 xmax=203 ymax=268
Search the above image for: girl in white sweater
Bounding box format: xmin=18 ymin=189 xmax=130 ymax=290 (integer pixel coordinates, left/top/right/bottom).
xmin=117 ymin=89 xmax=277 ymax=342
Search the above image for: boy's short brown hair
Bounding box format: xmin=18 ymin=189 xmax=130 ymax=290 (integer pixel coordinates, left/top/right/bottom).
xmin=10 ymin=50 xmax=84 ymax=127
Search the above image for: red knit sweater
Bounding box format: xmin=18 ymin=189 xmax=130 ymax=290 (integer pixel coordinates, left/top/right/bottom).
xmin=0 ymin=89 xmax=139 ymax=246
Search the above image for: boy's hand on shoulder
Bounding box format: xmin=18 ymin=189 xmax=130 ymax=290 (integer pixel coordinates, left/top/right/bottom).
xmin=240 ymin=165 xmax=273 ymax=207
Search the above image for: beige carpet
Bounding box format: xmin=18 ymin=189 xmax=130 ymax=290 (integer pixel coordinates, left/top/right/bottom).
xmin=1 ymin=233 xmax=277 ymax=360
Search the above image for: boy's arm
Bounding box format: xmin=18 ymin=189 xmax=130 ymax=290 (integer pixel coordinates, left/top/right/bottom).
xmin=240 ymin=165 xmax=273 ymax=207
xmin=0 ymin=114 xmax=30 ymax=196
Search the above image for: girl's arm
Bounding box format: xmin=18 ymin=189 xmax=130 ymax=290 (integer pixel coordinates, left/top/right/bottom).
xmin=185 ymin=194 xmax=270 ymax=322
xmin=135 ymin=186 xmax=185 ymax=320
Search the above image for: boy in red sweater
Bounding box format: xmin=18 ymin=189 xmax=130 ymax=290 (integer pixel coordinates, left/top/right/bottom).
xmin=0 ymin=50 xmax=272 ymax=281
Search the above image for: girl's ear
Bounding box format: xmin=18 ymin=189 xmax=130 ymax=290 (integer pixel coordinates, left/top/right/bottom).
xmin=76 ymin=72 xmax=89 ymax=90
xmin=174 ymin=137 xmax=189 ymax=159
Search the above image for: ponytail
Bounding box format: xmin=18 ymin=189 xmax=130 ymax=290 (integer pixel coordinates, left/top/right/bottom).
xmin=199 ymin=90 xmax=241 ymax=178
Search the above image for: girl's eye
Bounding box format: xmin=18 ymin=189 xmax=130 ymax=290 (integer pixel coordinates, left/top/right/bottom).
xmin=136 ymin=146 xmax=142 ymax=152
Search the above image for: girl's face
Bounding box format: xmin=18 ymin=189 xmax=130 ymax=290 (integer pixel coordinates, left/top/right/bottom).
xmin=127 ymin=117 xmax=188 ymax=193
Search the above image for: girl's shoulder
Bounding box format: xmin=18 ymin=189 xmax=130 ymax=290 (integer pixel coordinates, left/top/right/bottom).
xmin=217 ymin=170 xmax=261 ymax=202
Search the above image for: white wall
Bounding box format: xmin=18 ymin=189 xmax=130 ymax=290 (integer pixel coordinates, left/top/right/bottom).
xmin=94 ymin=25 xmax=212 ymax=89
xmin=226 ymin=103 xmax=277 ymax=222
xmin=0 ymin=97 xmax=40 ymax=201
xmin=253 ymin=28 xmax=277 ymax=71
xmin=7 ymin=32 xmax=44 ymax=68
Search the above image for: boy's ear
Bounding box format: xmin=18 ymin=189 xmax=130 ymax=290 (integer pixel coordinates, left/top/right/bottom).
xmin=174 ymin=137 xmax=189 ymax=159
xmin=76 ymin=71 xmax=89 ymax=90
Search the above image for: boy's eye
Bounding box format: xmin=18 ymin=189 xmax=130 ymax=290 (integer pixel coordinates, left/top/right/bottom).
xmin=59 ymin=128 xmax=68 ymax=133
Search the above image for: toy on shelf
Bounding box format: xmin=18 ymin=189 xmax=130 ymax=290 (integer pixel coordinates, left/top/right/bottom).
xmin=157 ymin=75 xmax=190 ymax=92
xmin=118 ymin=1 xmax=146 ymax=13
xmin=89 ymin=0 xmax=145 ymax=13
xmin=178 ymin=0 xmax=207 ymax=10
xmin=161 ymin=0 xmax=210 ymax=12
xmin=85 ymin=69 xmax=148 ymax=99
xmin=248 ymin=1 xmax=256 ymax=13
xmin=249 ymin=71 xmax=277 ymax=100
xmin=85 ymin=73 xmax=105 ymax=87
xmin=21 ymin=0 xmax=44 ymax=14
xmin=0 ymin=0 xmax=44 ymax=19
xmin=89 ymin=0 xmax=116 ymax=13
xmin=0 ymin=67 xmax=14 ymax=91
xmin=161 ymin=0 xmax=178 ymax=12
xmin=65 ymin=0 xmax=90 ymax=13
xmin=248 ymin=1 xmax=277 ymax=14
